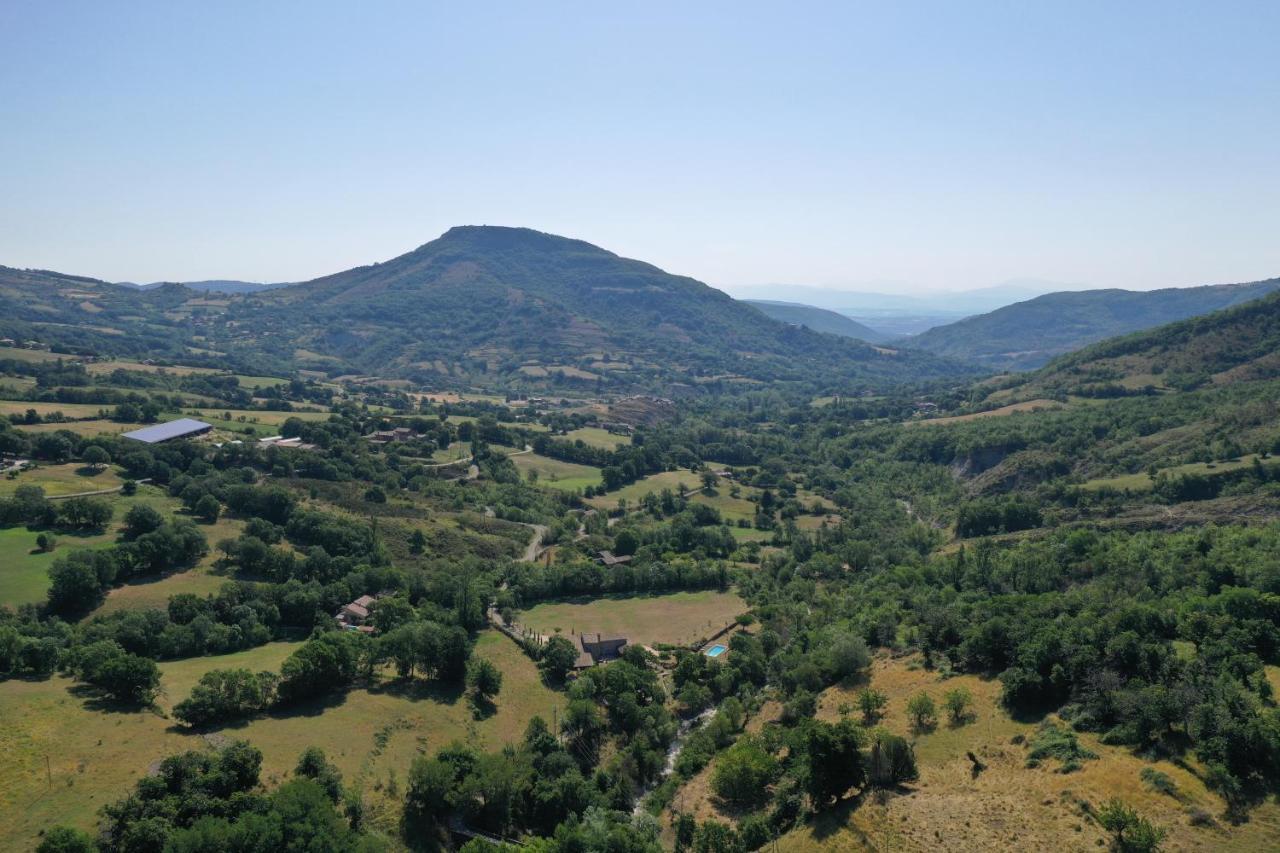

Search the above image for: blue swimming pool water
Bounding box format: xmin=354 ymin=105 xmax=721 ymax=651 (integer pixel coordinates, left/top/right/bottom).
xmin=706 ymin=645 xmax=727 ymax=657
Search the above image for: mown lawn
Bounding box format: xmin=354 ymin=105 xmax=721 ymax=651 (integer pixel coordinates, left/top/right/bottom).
xmin=517 ymin=590 xmax=745 ymax=648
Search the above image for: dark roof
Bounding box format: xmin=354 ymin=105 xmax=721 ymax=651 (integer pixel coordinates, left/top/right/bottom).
xmin=121 ymin=418 xmax=212 ymax=444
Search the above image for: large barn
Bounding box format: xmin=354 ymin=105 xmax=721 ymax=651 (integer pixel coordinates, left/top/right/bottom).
xmin=121 ymin=418 xmax=213 ymax=444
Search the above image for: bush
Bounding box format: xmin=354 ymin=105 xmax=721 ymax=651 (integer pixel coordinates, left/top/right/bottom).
xmin=868 ymin=732 xmax=917 ymax=787
xmin=1097 ymin=798 xmax=1167 ymax=852
xmin=907 ymin=692 xmax=936 ymax=731
xmin=943 ymin=686 xmax=973 ymax=724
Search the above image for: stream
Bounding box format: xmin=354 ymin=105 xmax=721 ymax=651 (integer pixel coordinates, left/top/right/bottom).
xmin=633 ymin=706 xmax=718 ymax=815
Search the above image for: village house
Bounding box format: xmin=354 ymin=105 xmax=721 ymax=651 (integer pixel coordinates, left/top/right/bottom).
xmin=335 ymin=594 xmax=380 ymax=632
xmin=367 ymin=426 xmax=417 ymax=444
xmin=573 ymin=632 xmax=628 ymax=670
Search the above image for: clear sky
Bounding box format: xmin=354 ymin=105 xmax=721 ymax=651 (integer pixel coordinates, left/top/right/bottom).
xmin=2 ymin=1 xmax=1278 ymax=293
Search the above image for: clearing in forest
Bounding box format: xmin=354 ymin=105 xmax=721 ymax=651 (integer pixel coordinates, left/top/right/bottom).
xmin=517 ymin=590 xmax=744 ymax=648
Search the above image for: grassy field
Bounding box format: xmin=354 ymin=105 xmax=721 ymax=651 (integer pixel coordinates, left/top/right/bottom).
xmin=564 ymin=426 xmax=631 ymax=449
xmin=908 ymin=399 xmax=1063 ymax=426
xmin=1080 ymin=453 xmax=1280 ymax=493
xmin=0 ymin=462 xmax=125 ymax=497
xmin=769 ymin=653 xmax=1280 ymax=853
xmin=511 ymin=453 xmax=602 ymax=492
xmin=0 ymin=630 xmax=562 ymax=848
xmin=85 ymin=360 xmax=223 ymax=377
xmin=0 ymin=483 xmax=235 ymax=610
xmin=691 ymin=489 xmax=757 ymax=522
xmin=16 ymin=419 xmax=153 ymax=437
xmin=586 ymin=469 xmax=705 ymax=510
xmin=0 ymin=526 xmax=117 ymax=606
xmin=0 ymin=400 xmax=114 ymax=419
xmin=231 ymin=374 xmax=289 ymax=389
xmin=517 ymin=590 xmax=745 ymax=648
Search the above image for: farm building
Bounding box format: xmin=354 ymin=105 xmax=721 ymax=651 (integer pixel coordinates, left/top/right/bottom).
xmin=597 ymin=550 xmax=632 ymax=567
xmin=121 ymin=418 xmax=212 ymax=444
xmin=573 ymin=632 xmax=628 ymax=670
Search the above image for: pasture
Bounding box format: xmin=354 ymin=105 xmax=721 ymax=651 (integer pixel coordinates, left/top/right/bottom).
xmin=0 ymin=630 xmax=562 ymax=849
xmin=564 ymin=426 xmax=632 ymax=449
xmin=0 ymin=462 xmax=125 ymax=497
xmin=1079 ymin=453 xmax=1280 ymax=493
xmin=586 ymin=469 xmax=705 ymax=510
xmin=908 ymin=398 xmax=1063 ymax=426
xmin=516 ymin=589 xmax=745 ymax=648
xmin=511 ymin=453 xmax=602 ymax=491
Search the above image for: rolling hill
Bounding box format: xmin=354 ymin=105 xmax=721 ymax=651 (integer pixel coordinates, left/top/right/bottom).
xmin=983 ymin=288 xmax=1280 ymax=403
xmin=0 ymin=228 xmax=973 ymax=391
xmin=909 ymin=278 xmax=1280 ymax=371
xmin=743 ymin=300 xmax=890 ymax=343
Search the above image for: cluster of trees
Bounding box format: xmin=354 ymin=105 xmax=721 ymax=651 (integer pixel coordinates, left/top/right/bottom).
xmin=47 ymin=518 xmax=208 ymax=616
xmin=41 ymin=741 xmax=382 ymax=853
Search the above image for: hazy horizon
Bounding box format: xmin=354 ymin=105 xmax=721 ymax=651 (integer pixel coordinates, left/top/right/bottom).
xmin=3 ymin=2 xmax=1279 ymax=292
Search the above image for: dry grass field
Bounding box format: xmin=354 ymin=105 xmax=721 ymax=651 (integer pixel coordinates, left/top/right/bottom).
xmin=517 ymin=590 xmax=745 ymax=648
xmin=768 ymin=654 xmax=1280 ymax=853
xmin=908 ymin=399 xmax=1063 ymax=426
xmin=0 ymin=631 xmax=562 ymax=849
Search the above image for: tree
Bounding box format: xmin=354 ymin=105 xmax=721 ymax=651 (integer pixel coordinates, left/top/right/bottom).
xmin=467 ymin=657 xmax=503 ymax=710
xmin=802 ymin=718 xmax=865 ymax=806
xmin=36 ymin=827 xmax=96 ymax=853
xmin=540 ymin=635 xmax=579 ymax=682
xmin=710 ymin=736 xmax=778 ymax=808
xmin=121 ymin=479 xmax=138 ymax=496
xmin=825 ymin=633 xmax=870 ymax=681
xmin=47 ymin=554 xmax=105 ymax=616
xmin=404 ymin=756 xmax=456 ymax=834
xmin=194 ymin=493 xmax=221 ymax=523
xmin=173 ymin=668 xmax=278 ymax=727
xmin=81 ymin=444 xmax=111 ymax=471
xmin=907 ymin=692 xmax=936 ymax=731
xmin=943 ymin=686 xmax=974 ymax=725
xmin=1097 ymin=799 xmax=1167 ymax=852
xmin=868 ymin=732 xmax=917 ymax=788
xmin=408 ymin=528 xmax=427 ymax=555
xmin=295 ymin=747 xmax=344 ymax=802
xmin=35 ymin=532 xmax=55 ymax=552
xmin=613 ymin=529 xmax=638 ymax=557
xmin=857 ymin=688 xmax=888 ymax=724
xmin=122 ymin=503 xmax=164 ymax=540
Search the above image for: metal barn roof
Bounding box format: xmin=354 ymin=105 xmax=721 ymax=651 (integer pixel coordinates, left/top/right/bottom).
xmin=121 ymin=418 xmax=212 ymax=444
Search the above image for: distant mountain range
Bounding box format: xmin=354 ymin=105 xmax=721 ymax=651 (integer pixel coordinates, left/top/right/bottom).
xmin=907 ymin=279 xmax=1280 ymax=371
xmin=729 ymin=279 xmax=1087 ymax=335
xmin=120 ymin=279 xmax=286 ymax=294
xmin=0 ymin=228 xmax=972 ymax=390
xmin=743 ymin=300 xmax=890 ymax=343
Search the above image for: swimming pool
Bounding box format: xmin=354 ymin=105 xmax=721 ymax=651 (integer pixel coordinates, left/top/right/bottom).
xmin=705 ymin=644 xmax=727 ymax=657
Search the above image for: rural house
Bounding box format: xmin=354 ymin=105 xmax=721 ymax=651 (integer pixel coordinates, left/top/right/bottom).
xmin=573 ymin=632 xmax=628 ymax=670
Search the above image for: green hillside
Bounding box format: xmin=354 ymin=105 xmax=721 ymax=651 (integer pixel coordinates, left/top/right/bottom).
xmin=744 ymin=300 xmax=890 ymax=343
xmin=986 ymin=288 xmax=1280 ymax=402
xmin=0 ymin=229 xmax=973 ymax=392
xmin=909 ymin=278 xmax=1280 ymax=370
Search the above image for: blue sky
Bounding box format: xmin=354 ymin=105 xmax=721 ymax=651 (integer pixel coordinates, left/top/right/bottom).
xmin=1 ymin=1 xmax=1278 ymax=293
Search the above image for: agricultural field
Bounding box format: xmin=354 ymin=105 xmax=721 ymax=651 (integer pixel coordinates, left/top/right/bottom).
xmin=516 ymin=590 xmax=745 ymax=648
xmin=85 ymin=359 xmax=223 ymax=377
xmin=587 ymin=469 xmax=705 ymax=510
xmin=511 ymin=452 xmax=602 ymax=491
xmin=0 ymin=400 xmax=116 ymax=419
xmin=16 ymin=419 xmax=152 ymax=437
xmin=563 ymin=426 xmax=632 ymax=449
xmin=691 ymin=489 xmax=758 ymax=522
xmin=0 ymin=630 xmax=561 ymax=849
